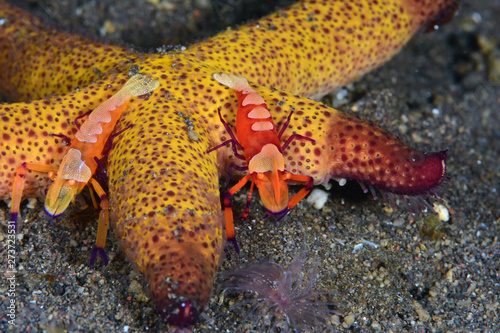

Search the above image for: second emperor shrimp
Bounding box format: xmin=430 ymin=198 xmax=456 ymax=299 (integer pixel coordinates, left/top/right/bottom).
xmin=209 ymin=73 xmax=316 ymax=252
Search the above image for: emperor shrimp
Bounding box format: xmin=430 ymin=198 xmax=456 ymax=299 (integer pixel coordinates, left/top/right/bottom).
xmin=209 ymin=73 xmax=316 ymax=252
xmin=10 ymin=73 xmax=159 ymax=265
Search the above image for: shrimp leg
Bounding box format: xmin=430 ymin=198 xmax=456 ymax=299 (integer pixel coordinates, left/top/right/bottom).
xmin=88 ymin=177 xmax=109 ymax=266
xmin=11 ymin=163 xmax=60 ymax=231
xmin=207 ymin=108 xmax=245 ymax=160
xmin=223 ymin=173 xmax=253 ymax=253
xmin=283 ymin=173 xmax=314 ymax=210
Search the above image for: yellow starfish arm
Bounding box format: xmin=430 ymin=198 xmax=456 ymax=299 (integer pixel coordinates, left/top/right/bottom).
xmin=0 ymin=0 xmax=134 ymax=101
xmin=186 ymin=0 xmax=458 ymax=99
xmin=0 ymin=0 xmax=457 ymax=101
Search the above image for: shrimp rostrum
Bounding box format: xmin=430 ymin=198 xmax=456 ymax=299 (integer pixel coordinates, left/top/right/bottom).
xmin=209 ymin=73 xmax=316 ymax=252
xmin=10 ymin=74 xmax=160 ymax=265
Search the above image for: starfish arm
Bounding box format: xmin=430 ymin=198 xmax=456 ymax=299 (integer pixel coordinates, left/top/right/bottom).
xmin=185 ymin=0 xmax=458 ymax=99
xmin=106 ymin=74 xmax=225 ymax=324
xmin=202 ymin=74 xmax=446 ymax=195
xmin=0 ymin=0 xmax=135 ymax=101
xmin=0 ymin=0 xmax=457 ymax=102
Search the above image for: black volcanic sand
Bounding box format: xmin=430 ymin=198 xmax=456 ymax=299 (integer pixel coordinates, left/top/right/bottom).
xmin=1 ymin=0 xmax=499 ymax=332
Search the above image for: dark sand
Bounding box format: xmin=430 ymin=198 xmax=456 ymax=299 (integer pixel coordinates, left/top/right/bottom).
xmin=1 ymin=0 xmax=499 ymax=332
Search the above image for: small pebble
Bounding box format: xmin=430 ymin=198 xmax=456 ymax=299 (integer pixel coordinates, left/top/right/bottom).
xmin=344 ymin=314 xmax=355 ymax=325
xmin=413 ymin=301 xmax=430 ymax=322
xmin=446 ymin=268 xmax=455 ymax=283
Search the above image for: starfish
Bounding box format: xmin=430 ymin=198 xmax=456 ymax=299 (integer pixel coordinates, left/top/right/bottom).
xmin=0 ymin=0 xmax=456 ymax=328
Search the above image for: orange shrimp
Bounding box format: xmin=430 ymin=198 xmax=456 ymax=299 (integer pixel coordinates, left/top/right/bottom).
xmin=209 ymin=73 xmax=316 ymax=252
xmin=10 ymin=74 xmax=159 ymax=265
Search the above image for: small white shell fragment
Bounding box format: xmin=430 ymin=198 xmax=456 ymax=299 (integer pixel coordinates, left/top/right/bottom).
xmin=306 ymin=188 xmax=329 ymax=210
xmin=352 ymin=239 xmax=379 ymax=254
xmin=361 ymin=239 xmax=379 ymax=248
xmin=434 ymin=203 xmax=450 ymax=222
xmin=352 ymin=243 xmax=364 ymax=254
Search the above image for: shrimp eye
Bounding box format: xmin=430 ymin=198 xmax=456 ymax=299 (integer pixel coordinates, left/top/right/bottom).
xmin=256 ymin=173 xmax=265 ymax=180
xmin=67 ymin=179 xmax=77 ymax=186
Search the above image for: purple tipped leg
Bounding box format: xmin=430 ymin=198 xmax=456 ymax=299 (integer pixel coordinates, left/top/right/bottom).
xmin=229 ymin=237 xmax=240 ymax=255
xmin=90 ymin=246 xmax=109 ymax=266
xmin=10 ymin=214 xmax=18 ymax=233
